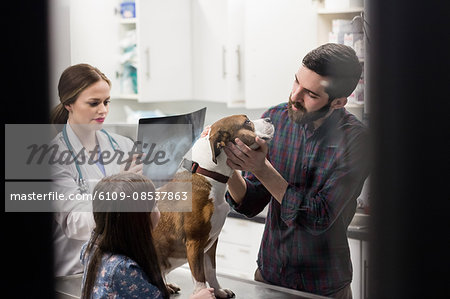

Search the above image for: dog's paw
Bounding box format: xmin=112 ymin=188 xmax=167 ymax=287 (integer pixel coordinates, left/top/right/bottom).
xmin=166 ymin=282 xmax=181 ymax=294
xmin=215 ymin=288 xmax=235 ymax=298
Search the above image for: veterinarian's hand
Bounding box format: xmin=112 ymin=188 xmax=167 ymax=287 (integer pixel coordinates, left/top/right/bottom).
xmin=224 ymin=137 xmax=268 ymax=175
xmin=120 ymin=153 xmax=144 ymax=174
xmin=190 ymin=288 xmax=215 ymax=299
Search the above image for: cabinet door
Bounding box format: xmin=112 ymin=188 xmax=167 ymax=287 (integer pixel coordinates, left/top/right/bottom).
xmin=226 ymin=0 xmax=245 ymax=106
xmin=192 ymin=0 xmax=228 ymax=103
xmin=244 ymin=0 xmax=318 ymax=109
xmin=216 ymin=217 xmax=265 ymax=280
xmin=137 ymin=0 xmax=192 ymax=102
xmin=349 ymin=238 xmax=362 ymax=299
xmin=69 ymin=0 xmax=120 ymax=98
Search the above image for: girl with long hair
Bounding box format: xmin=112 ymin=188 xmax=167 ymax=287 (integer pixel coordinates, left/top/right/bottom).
xmin=81 ymin=173 xmax=214 ymax=299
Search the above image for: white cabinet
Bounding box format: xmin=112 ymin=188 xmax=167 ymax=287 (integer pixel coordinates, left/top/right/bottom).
xmin=69 ymin=0 xmax=121 ymax=99
xmin=192 ymin=0 xmax=318 ymax=109
xmin=191 ymin=0 xmax=245 ymax=107
xmin=349 ymin=237 xmax=370 ymax=299
xmin=215 ymin=217 xmax=265 ymax=280
xmin=69 ymin=0 xmax=192 ymax=102
xmin=71 ymin=1 xmax=363 ymax=108
xmin=137 ymin=0 xmax=192 ymax=102
xmin=191 ymin=0 xmax=229 ymax=104
xmin=349 ymin=238 xmax=362 ymax=299
xmin=243 ymin=0 xmax=317 ymax=109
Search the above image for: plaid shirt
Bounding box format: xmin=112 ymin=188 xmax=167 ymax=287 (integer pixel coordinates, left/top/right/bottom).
xmin=226 ymin=102 xmax=370 ymax=296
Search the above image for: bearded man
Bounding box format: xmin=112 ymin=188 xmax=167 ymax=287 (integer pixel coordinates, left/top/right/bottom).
xmin=223 ymin=43 xmax=370 ymax=299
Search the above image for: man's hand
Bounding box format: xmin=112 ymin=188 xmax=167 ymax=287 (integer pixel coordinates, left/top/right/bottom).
xmin=224 ymin=136 xmax=288 ymax=204
xmin=223 ymin=137 xmax=268 ymax=175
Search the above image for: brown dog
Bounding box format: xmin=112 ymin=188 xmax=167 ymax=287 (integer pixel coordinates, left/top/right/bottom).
xmin=153 ymin=115 xmax=274 ymax=298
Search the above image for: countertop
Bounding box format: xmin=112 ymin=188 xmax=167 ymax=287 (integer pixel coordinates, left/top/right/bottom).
xmin=227 ymin=210 xmax=266 ymax=224
xmin=55 ymin=266 xmax=330 ymax=299
xmin=346 ymin=226 xmax=369 ymax=241
xmin=228 ymin=209 xmax=370 ymax=241
xmin=347 ymin=212 xmax=370 ymax=241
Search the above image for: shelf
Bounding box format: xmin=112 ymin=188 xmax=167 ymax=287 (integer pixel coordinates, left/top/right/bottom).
xmin=317 ymin=7 xmax=363 ymax=15
xmin=119 ymin=18 xmax=137 ymax=24
xmin=227 ymin=100 xmax=246 ymax=108
xmin=115 ymin=93 xmax=139 ymax=100
xmin=347 ymin=102 xmax=364 ymax=108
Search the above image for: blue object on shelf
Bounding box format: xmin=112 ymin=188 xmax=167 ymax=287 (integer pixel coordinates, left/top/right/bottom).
xmin=120 ymin=2 xmax=136 ymax=19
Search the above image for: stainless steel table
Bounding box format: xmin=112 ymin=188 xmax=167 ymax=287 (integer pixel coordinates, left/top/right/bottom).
xmin=55 ymin=266 xmax=329 ymax=299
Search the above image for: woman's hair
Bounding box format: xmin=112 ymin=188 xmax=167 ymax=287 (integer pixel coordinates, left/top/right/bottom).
xmin=81 ymin=173 xmax=169 ymax=299
xmin=302 ymin=43 xmax=362 ymax=101
xmin=50 ymin=63 xmax=111 ymax=124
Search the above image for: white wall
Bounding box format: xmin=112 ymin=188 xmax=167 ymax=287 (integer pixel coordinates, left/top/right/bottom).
xmin=105 ymin=98 xmax=362 ymax=125
xmin=48 ymin=0 xmax=71 ymax=108
xmin=105 ymin=99 xmax=267 ymax=126
xmin=49 ymin=0 xmax=363 ymax=126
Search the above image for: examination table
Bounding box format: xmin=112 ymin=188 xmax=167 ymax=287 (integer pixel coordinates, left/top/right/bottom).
xmin=55 ymin=265 xmax=329 ymax=298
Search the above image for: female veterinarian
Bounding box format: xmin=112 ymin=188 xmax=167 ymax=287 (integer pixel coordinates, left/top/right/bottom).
xmin=50 ymin=63 xmax=142 ymax=277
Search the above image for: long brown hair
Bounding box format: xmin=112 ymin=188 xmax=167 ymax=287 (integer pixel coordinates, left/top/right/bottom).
xmin=81 ymin=173 xmax=169 ymax=299
xmin=51 ymin=63 xmax=111 ymax=124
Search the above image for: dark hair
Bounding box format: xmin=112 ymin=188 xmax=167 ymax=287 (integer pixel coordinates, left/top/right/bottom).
xmin=81 ymin=173 xmax=169 ymax=299
xmin=50 ymin=63 xmax=111 ymax=124
xmin=302 ymin=43 xmax=362 ymax=101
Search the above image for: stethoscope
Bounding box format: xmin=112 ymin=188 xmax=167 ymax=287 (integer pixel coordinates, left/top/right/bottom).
xmin=62 ymin=124 xmax=120 ymax=194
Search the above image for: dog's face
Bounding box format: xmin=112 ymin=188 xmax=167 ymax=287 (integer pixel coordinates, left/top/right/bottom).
xmin=208 ymin=115 xmax=274 ymax=164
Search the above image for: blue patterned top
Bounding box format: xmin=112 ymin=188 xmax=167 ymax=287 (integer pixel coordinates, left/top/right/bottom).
xmin=80 ymin=242 xmax=163 ymax=298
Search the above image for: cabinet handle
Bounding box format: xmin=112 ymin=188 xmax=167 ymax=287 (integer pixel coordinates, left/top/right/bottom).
xmin=145 ymin=47 xmax=150 ymax=79
xmin=238 ymin=248 xmax=250 ymax=254
xmin=236 ymin=45 xmax=241 ymax=81
xmin=222 ymin=46 xmax=227 ymax=79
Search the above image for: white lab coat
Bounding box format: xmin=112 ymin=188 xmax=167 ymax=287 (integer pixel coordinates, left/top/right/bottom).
xmin=51 ymin=123 xmax=135 ymax=277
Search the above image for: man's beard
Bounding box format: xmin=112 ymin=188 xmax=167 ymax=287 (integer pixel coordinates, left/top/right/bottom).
xmin=287 ymin=95 xmax=332 ymax=125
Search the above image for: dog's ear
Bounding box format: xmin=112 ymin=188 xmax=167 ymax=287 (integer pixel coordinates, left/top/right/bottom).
xmin=209 ymin=128 xmax=231 ymax=164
